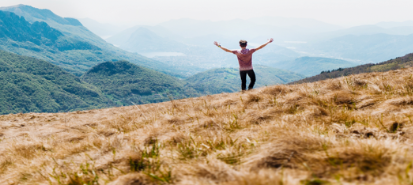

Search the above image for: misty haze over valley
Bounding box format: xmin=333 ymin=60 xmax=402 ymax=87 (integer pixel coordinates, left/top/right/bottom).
xmin=78 ymin=17 xmax=413 ymax=77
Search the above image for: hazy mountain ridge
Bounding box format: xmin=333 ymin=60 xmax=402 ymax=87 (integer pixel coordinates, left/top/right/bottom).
xmin=102 ymin=17 xmax=413 ymax=76
xmin=0 ymin=11 xmax=61 ymax=43
xmin=291 ymin=52 xmax=413 ymax=84
xmin=78 ymin=18 xmax=129 ymax=39
xmin=117 ymin=27 xmax=188 ymax=53
xmin=298 ymin=33 xmax=413 ymax=63
xmin=107 ymin=25 xmax=303 ymax=76
xmin=0 ymin=11 xmax=98 ymax=52
xmin=276 ymin=57 xmax=356 ymax=77
xmin=156 ymin=17 xmax=342 ymax=40
xmin=307 ymin=25 xmax=413 ymax=42
xmin=0 ymin=4 xmax=82 ymax=26
xmin=104 ymin=17 xmax=413 ymax=77
xmin=375 ymin=20 xmax=413 ymax=28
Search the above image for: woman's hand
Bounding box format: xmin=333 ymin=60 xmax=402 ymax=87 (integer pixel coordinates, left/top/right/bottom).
xmin=214 ymin=41 xmax=221 ymax=47
xmin=267 ymin=38 xmax=273 ymax=44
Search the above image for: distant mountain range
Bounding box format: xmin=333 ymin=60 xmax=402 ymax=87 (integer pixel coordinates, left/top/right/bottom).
xmin=107 ymin=27 xmax=188 ymax=53
xmin=102 ymin=16 xmax=413 ymax=77
xmin=156 ymin=17 xmax=342 ymax=41
xmin=306 ymin=25 xmax=413 ymax=42
xmin=78 ymin=18 xmax=129 ymax=39
xmin=291 ymin=52 xmax=413 ymax=84
xmin=106 ymin=16 xmax=344 ymax=50
xmin=299 ymin=34 xmax=413 ymax=63
xmin=275 ymin=57 xmax=356 ymax=77
xmin=0 ymin=11 xmax=80 ymax=49
xmin=375 ymin=20 xmax=413 ymax=29
xmin=106 ymin=25 xmax=303 ymax=75
xmin=0 ymin=5 xmax=187 ymax=77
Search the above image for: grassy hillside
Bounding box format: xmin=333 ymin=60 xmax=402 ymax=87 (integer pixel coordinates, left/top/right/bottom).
xmin=276 ymin=56 xmax=356 ymax=77
xmin=1 ymin=67 xmax=413 ymax=184
xmin=185 ymin=65 xmax=305 ymax=94
xmin=0 ymin=50 xmax=111 ymax=115
xmin=82 ymin=61 xmax=199 ymax=105
xmin=293 ymin=52 xmax=413 ymax=84
xmin=0 ymin=5 xmax=186 ymax=77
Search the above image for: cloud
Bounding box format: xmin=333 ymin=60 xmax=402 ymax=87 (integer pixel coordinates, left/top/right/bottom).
xmin=0 ymin=0 xmax=412 ymax=27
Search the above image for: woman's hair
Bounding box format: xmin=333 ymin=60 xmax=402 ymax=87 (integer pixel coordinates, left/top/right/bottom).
xmin=239 ymin=40 xmax=247 ymax=47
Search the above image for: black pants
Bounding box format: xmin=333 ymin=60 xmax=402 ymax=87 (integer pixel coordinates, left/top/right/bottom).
xmin=240 ymin=70 xmax=256 ymax=90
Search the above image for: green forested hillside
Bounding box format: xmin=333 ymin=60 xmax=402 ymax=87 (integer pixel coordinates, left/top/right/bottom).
xmin=276 ymin=57 xmax=356 ymax=77
xmin=185 ymin=65 xmax=305 ymax=94
xmin=0 ymin=50 xmax=111 ymax=115
xmin=0 ymin=5 xmax=186 ymax=77
xmin=291 ymin=52 xmax=413 ymax=84
xmin=0 ymin=48 xmax=305 ymax=115
xmin=0 ymin=11 xmax=97 ymax=51
xmin=0 ymin=10 xmax=106 ymax=76
xmin=82 ymin=61 xmax=199 ymax=105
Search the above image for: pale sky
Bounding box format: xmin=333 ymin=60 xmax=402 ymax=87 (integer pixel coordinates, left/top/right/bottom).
xmin=0 ymin=0 xmax=412 ymax=27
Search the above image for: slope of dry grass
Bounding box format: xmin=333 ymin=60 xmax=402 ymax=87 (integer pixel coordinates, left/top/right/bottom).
xmin=2 ymin=67 xmax=413 ymax=184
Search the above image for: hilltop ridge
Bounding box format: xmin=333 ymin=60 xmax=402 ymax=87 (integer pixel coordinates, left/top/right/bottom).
xmin=293 ymin=52 xmax=413 ymax=84
xmin=1 ymin=67 xmax=413 ymax=184
xmin=82 ymin=60 xmax=198 ymax=105
xmin=0 ymin=4 xmax=82 ymax=26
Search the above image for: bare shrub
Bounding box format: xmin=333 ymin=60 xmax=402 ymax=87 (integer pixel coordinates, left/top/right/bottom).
xmin=166 ymin=117 xmax=185 ymax=125
xmin=242 ymin=110 xmax=273 ymax=125
xmin=333 ymin=91 xmax=354 ymax=105
xmin=262 ymin=85 xmax=289 ymax=96
xmin=244 ymin=94 xmax=261 ymax=105
xmin=327 ymin=81 xmax=342 ymax=91
xmin=108 ymin=173 xmax=154 ymax=185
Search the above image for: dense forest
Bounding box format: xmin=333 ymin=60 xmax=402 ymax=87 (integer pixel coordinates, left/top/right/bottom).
xmin=0 ymin=50 xmax=111 ymax=114
xmin=82 ymin=61 xmax=199 ymax=105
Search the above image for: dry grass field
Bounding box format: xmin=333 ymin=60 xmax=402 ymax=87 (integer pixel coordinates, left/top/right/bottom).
xmin=2 ymin=67 xmax=413 ymax=185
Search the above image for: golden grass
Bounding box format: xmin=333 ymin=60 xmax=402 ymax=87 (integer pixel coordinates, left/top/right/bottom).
xmin=3 ymin=68 xmax=413 ymax=184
